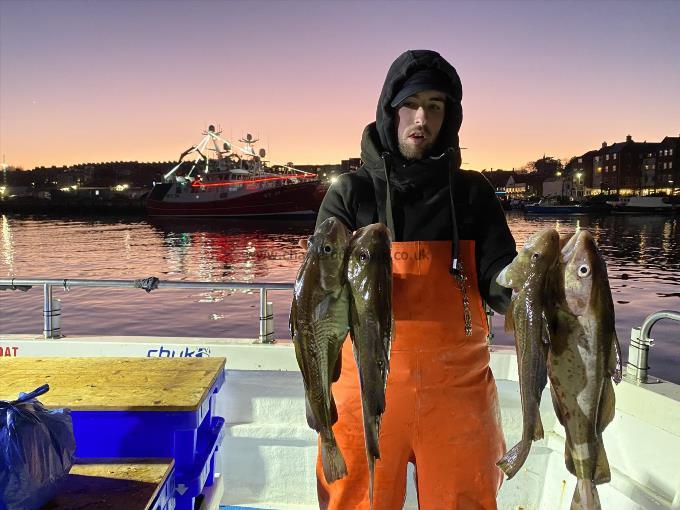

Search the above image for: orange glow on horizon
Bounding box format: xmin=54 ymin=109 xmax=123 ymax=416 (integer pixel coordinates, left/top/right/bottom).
xmin=1 ymin=2 xmax=678 ymax=173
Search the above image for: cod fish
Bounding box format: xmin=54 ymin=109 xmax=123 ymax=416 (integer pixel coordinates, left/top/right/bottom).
xmin=290 ymin=216 xmax=351 ymax=483
xmin=548 ymin=230 xmax=621 ymax=510
xmin=496 ymin=228 xmax=561 ymax=479
xmin=346 ymin=223 xmax=394 ymax=507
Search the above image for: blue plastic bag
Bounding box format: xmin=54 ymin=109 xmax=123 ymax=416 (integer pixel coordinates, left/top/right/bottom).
xmin=0 ymin=384 xmax=76 ymax=510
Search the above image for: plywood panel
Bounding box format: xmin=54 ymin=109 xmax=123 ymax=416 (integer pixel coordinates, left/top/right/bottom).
xmin=42 ymin=459 xmax=174 ymax=510
xmin=0 ymin=357 xmax=225 ymax=411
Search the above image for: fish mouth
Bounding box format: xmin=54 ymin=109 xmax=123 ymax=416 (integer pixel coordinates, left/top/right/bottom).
xmin=561 ymin=230 xmax=582 ymax=263
xmin=496 ymin=264 xmax=514 ymax=289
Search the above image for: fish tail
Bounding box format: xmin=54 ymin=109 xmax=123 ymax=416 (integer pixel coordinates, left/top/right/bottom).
xmin=533 ymin=412 xmax=545 ymax=441
xmin=593 ymin=437 xmax=611 ymax=484
xmin=496 ymin=440 xmax=530 ymax=479
xmin=320 ymin=435 xmax=347 ymax=483
xmin=570 ymin=479 xmax=601 ymax=510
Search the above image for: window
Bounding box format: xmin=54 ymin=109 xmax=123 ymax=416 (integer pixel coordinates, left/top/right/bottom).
xmin=578 ymin=158 xmax=583 ymax=163
xmin=613 ymin=153 xmax=617 ymax=160
xmin=663 ymin=162 xmax=667 ymax=169
xmin=606 ymin=154 xmax=610 ymax=161
xmin=664 ymin=150 xmax=669 ymax=156
xmin=613 ymin=165 xmax=617 ymax=172
xmin=670 ymin=162 xmax=673 ymax=169
xmin=671 ymin=149 xmax=674 ymax=156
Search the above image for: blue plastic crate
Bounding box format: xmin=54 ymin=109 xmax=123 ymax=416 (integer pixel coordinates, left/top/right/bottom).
xmin=174 ymin=416 xmax=225 ymax=510
xmin=149 ymin=464 xmax=176 ymax=510
xmin=69 ymin=368 xmax=225 ymax=507
xmin=71 ymin=369 xmax=224 ymax=468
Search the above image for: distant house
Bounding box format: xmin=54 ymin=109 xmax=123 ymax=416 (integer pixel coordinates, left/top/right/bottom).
xmin=598 ymin=135 xmax=659 ymax=195
xmin=571 ymin=149 xmax=598 ymax=197
xmin=656 ymin=136 xmax=679 ymax=194
xmin=341 ymin=158 xmax=362 ymax=173
xmin=505 ymin=172 xmax=542 ymax=198
xmin=480 ymin=169 xmax=513 ymax=195
xmin=542 ymin=177 xmax=572 ymax=198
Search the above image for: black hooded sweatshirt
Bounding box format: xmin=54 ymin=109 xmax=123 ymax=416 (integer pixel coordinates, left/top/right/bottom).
xmin=316 ymin=50 xmax=516 ymax=314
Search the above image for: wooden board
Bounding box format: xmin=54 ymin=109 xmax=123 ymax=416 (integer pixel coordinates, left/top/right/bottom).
xmin=0 ymin=357 xmax=225 ymax=411
xmin=41 ymin=459 xmax=174 ymax=510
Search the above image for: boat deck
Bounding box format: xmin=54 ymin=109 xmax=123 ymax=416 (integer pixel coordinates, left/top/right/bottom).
xmin=2 ymin=334 xmax=679 ymax=509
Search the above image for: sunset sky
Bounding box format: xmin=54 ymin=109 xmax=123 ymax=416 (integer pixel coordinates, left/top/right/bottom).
xmin=1 ymin=0 xmax=679 ymax=172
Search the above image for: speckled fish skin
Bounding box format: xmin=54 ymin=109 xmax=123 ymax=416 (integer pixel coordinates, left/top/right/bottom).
xmin=345 ymin=223 xmax=393 ymax=508
xmin=495 ymin=228 xmax=561 ymax=479
xmin=289 ymin=216 xmax=351 ymax=484
xmin=548 ymin=230 xmax=621 ymax=510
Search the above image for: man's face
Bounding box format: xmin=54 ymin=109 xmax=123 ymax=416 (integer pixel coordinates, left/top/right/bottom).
xmin=395 ymin=89 xmax=446 ymax=161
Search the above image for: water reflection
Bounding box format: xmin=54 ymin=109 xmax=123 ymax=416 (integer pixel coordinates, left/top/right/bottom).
xmin=0 ymin=213 xmax=678 ymax=382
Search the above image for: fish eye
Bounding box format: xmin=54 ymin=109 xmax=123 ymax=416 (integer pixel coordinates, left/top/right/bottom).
xmin=323 ymin=244 xmax=333 ymax=254
xmin=531 ymin=252 xmax=540 ymax=261
xmin=577 ymin=264 xmax=591 ymax=278
xmin=359 ymin=250 xmax=370 ymax=262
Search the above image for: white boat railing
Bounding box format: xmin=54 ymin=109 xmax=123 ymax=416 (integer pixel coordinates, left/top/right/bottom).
xmin=1 ymin=276 xmax=497 ymax=348
xmin=0 ymin=277 xmax=294 ymax=343
xmin=626 ymin=309 xmax=680 ymax=383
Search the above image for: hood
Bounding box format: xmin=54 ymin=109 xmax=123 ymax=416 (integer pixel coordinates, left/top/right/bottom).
xmin=375 ymin=49 xmax=463 ymax=159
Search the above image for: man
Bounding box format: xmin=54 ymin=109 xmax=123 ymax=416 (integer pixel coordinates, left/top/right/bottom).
xmin=314 ymin=50 xmax=517 ymax=509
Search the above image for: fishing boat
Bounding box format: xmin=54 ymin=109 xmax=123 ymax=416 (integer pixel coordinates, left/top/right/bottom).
xmin=1 ymin=276 xmax=678 ymax=510
xmin=146 ymin=125 xmax=328 ymax=218
xmin=610 ymin=196 xmax=679 ymax=215
xmin=524 ymin=197 xmax=612 ymax=215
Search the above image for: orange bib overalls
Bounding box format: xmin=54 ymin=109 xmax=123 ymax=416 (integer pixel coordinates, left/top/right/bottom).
xmin=317 ymin=240 xmax=505 ymax=510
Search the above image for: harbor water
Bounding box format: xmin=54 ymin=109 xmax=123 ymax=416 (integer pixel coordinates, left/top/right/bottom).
xmin=1 ymin=212 xmax=678 ymax=384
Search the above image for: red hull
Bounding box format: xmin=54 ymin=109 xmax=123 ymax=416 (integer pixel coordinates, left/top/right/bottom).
xmin=146 ymin=181 xmax=328 ymax=217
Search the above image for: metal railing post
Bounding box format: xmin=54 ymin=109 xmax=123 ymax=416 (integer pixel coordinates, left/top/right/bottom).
xmin=43 ymin=284 xmax=61 ymax=339
xmin=258 ymin=288 xmax=275 ymax=344
xmin=626 ymin=310 xmax=680 ymax=384
xmin=627 ymin=327 xmax=651 ymax=383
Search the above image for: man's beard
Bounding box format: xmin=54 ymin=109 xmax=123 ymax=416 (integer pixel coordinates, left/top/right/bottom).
xmin=398 ymin=128 xmax=435 ymax=161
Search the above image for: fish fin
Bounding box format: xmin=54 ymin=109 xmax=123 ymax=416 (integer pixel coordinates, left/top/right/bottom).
xmin=496 ymin=440 xmax=530 ymax=479
xmin=571 ymin=479 xmax=601 ymax=510
xmin=320 ymin=435 xmax=347 ymax=483
xmin=368 ymin=453 xmax=375 ymax=509
xmin=305 ymin=395 xmax=320 ymax=431
xmin=564 ymin=435 xmax=577 ymax=477
xmin=504 ymin=303 xmax=516 ymax=332
xmin=332 ymin=353 xmax=342 ymax=382
xmin=597 ymin=379 xmax=615 ymax=432
xmin=550 ymin=385 xmax=566 ymax=426
xmin=314 ymin=295 xmax=332 ymax=321
xmin=533 ymin=411 xmax=545 ymax=441
xmin=541 ymin=311 xmax=552 ymax=346
xmin=593 ymin=436 xmax=611 ymax=484
xmin=289 ymin=296 xmax=297 ymax=339
xmin=610 ymin=331 xmax=623 ymax=384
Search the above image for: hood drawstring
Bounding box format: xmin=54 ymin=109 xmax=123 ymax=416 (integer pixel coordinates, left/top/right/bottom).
xmin=381 ymin=152 xmax=396 ymax=241
xmin=447 ymin=147 xmax=461 ymax=275
xmin=380 ymin=149 xmax=459 ymax=253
